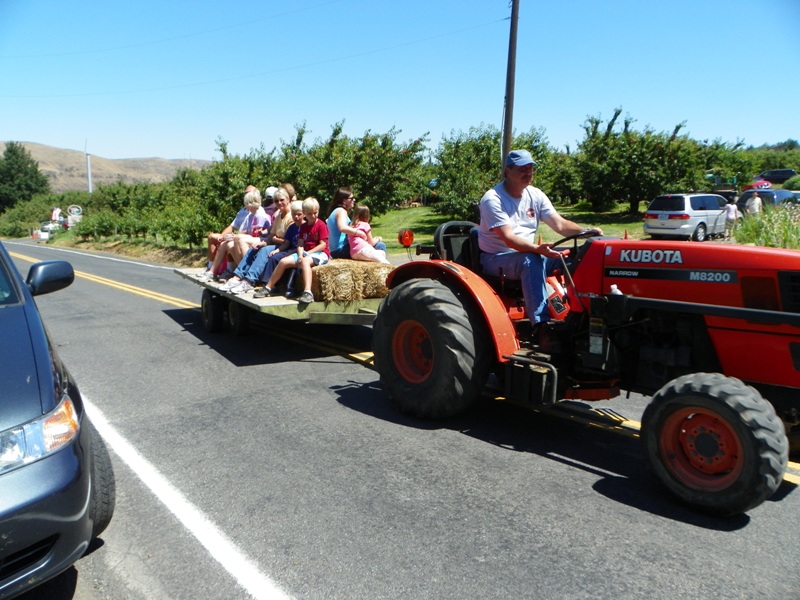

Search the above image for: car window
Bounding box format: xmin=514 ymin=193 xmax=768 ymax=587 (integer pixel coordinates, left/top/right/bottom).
xmin=0 ymin=260 xmax=20 ymax=305
xmin=689 ymin=197 xmax=705 ymax=211
xmin=648 ymin=196 xmax=685 ymax=211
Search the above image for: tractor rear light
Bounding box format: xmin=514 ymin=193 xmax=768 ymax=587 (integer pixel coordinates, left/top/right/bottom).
xmin=398 ymin=229 xmax=414 ymax=248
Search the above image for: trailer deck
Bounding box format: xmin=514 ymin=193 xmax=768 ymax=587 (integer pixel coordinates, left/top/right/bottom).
xmin=175 ymin=267 xmax=384 ymax=332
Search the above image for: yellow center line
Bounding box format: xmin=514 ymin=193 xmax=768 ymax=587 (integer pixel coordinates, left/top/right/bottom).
xmin=10 ymin=251 xmax=198 ymax=309
xmin=76 ymin=271 xmax=199 ymax=309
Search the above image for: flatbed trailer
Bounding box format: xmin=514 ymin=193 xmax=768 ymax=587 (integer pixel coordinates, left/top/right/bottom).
xmin=175 ymin=267 xmax=385 ymax=334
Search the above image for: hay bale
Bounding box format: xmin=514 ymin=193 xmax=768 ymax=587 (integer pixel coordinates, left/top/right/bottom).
xmin=311 ymin=260 xmax=394 ymax=302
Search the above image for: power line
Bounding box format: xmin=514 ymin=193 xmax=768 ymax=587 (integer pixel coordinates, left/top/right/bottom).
xmin=0 ymin=17 xmax=507 ymax=99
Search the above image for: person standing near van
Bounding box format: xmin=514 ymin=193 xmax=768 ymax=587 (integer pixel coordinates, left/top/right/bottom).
xmin=746 ymin=192 xmax=762 ymax=215
xmin=724 ymin=198 xmax=738 ymax=240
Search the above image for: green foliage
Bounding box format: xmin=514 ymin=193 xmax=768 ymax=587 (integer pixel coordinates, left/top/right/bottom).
xmin=735 ymin=206 xmax=800 ymax=248
xmin=269 ymin=122 xmax=429 ymax=216
xmin=71 ymin=209 xmax=122 ymax=240
xmin=745 ymin=144 xmax=800 ymax=178
xmin=0 ymin=142 xmax=51 ymax=211
xmin=577 ymin=110 xmax=705 ymax=212
xmin=782 ymin=175 xmax=800 ymax=190
xmin=4 ymin=118 xmax=800 ymax=254
xmin=433 ymin=124 xmax=549 ymax=221
xmin=0 ymin=193 xmax=59 ymax=236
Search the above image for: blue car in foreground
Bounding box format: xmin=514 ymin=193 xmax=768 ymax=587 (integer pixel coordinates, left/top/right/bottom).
xmin=0 ymin=242 xmax=115 ymax=599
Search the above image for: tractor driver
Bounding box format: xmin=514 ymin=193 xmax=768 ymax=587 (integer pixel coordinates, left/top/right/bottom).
xmin=477 ymin=149 xmax=603 ymax=324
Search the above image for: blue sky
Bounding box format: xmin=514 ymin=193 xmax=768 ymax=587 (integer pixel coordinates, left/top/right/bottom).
xmin=1 ymin=0 xmax=798 ymax=161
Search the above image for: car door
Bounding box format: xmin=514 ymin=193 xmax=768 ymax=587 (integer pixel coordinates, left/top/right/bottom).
xmin=688 ymin=195 xmax=707 ymax=235
xmin=704 ymin=195 xmax=726 ymax=235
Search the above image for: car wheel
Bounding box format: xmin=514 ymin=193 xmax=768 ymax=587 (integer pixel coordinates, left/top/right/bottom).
xmin=642 ymin=373 xmax=788 ymax=515
xmin=88 ymin=422 xmax=116 ymax=538
xmin=692 ymin=224 xmax=707 ymax=242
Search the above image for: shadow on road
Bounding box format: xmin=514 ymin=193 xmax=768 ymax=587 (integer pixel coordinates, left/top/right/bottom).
xmin=332 ymin=380 xmax=766 ymax=530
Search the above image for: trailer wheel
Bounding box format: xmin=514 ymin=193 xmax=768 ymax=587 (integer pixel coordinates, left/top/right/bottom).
xmin=373 ymin=278 xmax=489 ymax=418
xmin=642 ymin=373 xmax=788 ymax=515
xmin=201 ymin=289 xmax=224 ymax=333
xmin=227 ymin=300 xmax=250 ymax=335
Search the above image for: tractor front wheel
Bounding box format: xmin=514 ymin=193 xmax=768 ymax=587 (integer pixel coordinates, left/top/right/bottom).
xmin=373 ymin=278 xmax=489 ymax=418
xmin=642 ymin=373 xmax=788 ymax=515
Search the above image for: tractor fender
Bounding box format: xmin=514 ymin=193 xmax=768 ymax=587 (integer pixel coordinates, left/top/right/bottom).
xmin=387 ymin=260 xmax=520 ymax=361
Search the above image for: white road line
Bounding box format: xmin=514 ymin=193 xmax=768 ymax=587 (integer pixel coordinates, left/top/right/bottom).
xmin=4 ymin=241 xmax=175 ymax=270
xmin=84 ymin=398 xmax=292 ymax=600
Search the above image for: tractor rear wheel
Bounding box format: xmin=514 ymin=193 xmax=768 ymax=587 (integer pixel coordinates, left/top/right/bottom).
xmin=373 ymin=278 xmax=489 ymax=418
xmin=642 ymin=373 xmax=788 ymax=515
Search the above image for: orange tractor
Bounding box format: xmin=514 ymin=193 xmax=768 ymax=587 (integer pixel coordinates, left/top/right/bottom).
xmin=373 ymin=222 xmax=798 ymax=515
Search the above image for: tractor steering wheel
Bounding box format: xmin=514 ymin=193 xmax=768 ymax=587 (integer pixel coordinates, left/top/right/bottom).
xmin=551 ymin=229 xmax=602 ymax=248
xmin=549 ymin=229 xmax=602 ymax=272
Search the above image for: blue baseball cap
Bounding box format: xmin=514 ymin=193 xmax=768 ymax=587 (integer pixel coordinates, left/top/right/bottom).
xmin=504 ymin=149 xmax=537 ymax=168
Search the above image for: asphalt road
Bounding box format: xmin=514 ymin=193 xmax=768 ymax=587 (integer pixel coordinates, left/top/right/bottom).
xmin=7 ymin=238 xmax=800 ymax=600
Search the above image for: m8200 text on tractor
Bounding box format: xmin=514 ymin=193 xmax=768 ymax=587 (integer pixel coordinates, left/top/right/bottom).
xmin=372 ymin=222 xmax=799 ymax=515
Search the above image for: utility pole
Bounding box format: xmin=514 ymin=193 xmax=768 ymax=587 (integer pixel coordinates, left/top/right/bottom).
xmin=502 ymin=0 xmax=520 ymax=169
xmin=85 ymin=140 xmax=93 ymax=194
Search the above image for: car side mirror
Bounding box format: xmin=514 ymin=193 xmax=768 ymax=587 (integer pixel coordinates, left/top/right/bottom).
xmin=26 ymin=260 xmax=75 ymax=296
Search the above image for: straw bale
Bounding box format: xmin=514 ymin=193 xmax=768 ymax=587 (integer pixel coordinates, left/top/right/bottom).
xmin=311 ymin=260 xmax=394 ymax=302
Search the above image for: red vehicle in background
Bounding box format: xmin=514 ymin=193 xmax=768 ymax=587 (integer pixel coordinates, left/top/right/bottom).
xmin=742 ymin=177 xmax=773 ymax=191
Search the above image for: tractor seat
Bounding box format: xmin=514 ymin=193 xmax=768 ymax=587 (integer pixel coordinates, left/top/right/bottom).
xmin=468 ymin=227 xmax=524 ymax=297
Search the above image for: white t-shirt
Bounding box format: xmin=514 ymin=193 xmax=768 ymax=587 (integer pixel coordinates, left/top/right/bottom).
xmin=478 ymin=182 xmax=556 ymax=254
xmin=230 ymin=207 xmax=249 ymax=231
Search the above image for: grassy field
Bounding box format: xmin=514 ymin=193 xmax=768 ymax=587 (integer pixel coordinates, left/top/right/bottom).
xmin=372 ymin=201 xmax=649 ymax=255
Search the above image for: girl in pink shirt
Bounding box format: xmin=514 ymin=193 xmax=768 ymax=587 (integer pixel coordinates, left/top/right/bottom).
xmin=348 ymin=206 xmax=390 ymax=264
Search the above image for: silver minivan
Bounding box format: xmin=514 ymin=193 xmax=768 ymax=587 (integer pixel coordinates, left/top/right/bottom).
xmin=643 ymin=193 xmax=728 ymax=241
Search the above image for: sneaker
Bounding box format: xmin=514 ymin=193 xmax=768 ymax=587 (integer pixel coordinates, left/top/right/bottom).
xmin=217 ymin=270 xmax=235 ymax=282
xmin=298 ymin=290 xmax=314 ymax=304
xmin=230 ymin=280 xmax=254 ymax=295
xmin=253 ymin=286 xmax=271 ymax=299
xmin=220 ymin=277 xmax=241 ymax=291
xmin=196 ymin=270 xmax=214 ymax=282
xmin=284 ymin=289 xmax=297 ymax=299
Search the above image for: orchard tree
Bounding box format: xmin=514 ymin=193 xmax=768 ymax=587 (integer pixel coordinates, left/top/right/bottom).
xmin=270 ymin=122 xmax=429 ymax=215
xmin=0 ymin=142 xmax=51 ymax=212
xmin=434 ymin=124 xmax=549 ymax=221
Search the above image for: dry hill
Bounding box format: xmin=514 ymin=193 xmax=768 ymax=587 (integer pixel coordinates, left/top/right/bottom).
xmin=0 ymin=142 xmax=212 ymax=194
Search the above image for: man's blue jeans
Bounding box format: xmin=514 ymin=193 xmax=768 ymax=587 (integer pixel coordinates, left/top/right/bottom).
xmin=234 ymin=245 xmax=277 ymax=282
xmin=480 ymin=251 xmax=561 ymax=323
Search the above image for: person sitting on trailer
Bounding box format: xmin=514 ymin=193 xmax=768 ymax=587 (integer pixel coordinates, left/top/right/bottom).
xmin=477 ymin=149 xmax=602 ymax=324
xmin=199 ymin=186 xmax=268 ymax=281
xmin=260 ymin=197 xmax=329 ymax=304
xmin=223 ymin=200 xmax=304 ymax=296
xmin=200 ymin=186 xmax=252 ymax=273
xmin=229 ymin=187 xmax=293 ymax=277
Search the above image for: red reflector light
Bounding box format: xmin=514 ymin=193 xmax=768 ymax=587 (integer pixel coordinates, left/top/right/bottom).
xmin=669 ymin=214 xmax=691 ymax=220
xmin=398 ymin=229 xmax=414 ymax=247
